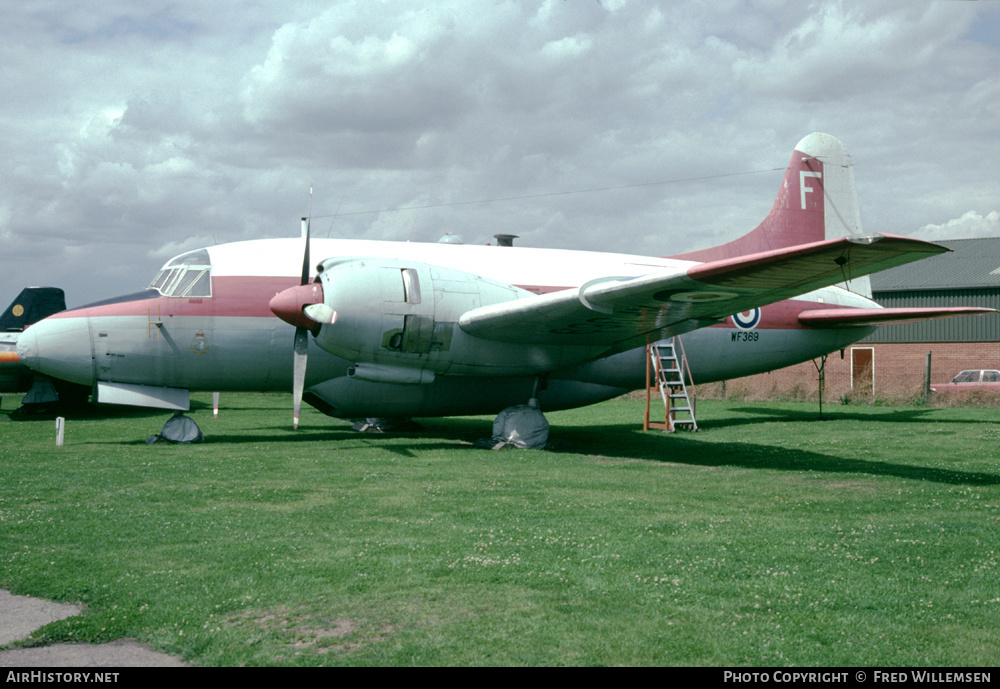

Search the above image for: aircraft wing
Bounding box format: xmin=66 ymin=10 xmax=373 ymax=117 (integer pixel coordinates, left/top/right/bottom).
xmin=459 ymin=234 xmax=948 ymax=350
xmin=798 ymin=306 xmax=995 ymax=328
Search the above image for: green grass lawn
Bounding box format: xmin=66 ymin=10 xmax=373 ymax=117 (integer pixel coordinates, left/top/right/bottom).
xmin=1 ymin=394 xmax=998 ymax=666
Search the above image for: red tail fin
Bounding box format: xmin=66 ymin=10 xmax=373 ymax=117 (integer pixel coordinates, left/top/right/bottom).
xmin=673 ymin=133 xmax=863 ymax=262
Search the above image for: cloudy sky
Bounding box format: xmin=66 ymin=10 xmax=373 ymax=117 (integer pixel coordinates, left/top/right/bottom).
xmin=3 ymin=0 xmax=998 ymax=307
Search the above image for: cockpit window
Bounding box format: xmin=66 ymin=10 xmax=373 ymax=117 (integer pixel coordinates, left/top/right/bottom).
xmin=149 ymin=267 xmax=179 ymax=293
xmin=168 ymin=268 xmax=210 ymax=297
xmin=148 ymin=249 xmax=213 ymax=297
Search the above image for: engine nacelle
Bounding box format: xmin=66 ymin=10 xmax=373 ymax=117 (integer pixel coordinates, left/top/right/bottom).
xmin=309 ymin=258 xmax=561 ymax=379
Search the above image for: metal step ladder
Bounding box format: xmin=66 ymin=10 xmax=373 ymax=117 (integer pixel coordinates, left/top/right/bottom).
xmin=644 ymin=337 xmax=698 ymax=432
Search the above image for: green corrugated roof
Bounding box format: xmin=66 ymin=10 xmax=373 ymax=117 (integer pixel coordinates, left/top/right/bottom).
xmin=870 ymin=237 xmax=1000 ymax=291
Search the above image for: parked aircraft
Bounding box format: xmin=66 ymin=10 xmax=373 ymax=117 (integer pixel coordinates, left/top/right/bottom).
xmin=1 ymin=287 xmax=93 ymax=415
xmin=16 ymin=134 xmax=990 ymax=426
xmin=1 ymin=287 xmax=68 ymax=393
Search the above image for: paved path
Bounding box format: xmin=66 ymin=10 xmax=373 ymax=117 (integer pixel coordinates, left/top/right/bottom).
xmin=0 ymin=590 xmax=186 ymax=667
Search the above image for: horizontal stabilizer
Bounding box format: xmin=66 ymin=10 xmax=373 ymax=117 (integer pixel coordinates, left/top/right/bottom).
xmin=798 ymin=306 xmax=995 ymax=329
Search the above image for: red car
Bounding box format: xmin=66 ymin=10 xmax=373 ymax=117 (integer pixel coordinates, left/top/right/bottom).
xmin=930 ymin=370 xmax=1000 ymax=393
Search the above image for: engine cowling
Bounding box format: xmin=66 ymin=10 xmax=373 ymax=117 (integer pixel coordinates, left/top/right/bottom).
xmin=303 ymin=258 xmax=559 ymax=379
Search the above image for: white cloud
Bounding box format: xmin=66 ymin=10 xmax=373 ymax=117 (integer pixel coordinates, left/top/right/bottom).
xmin=1 ymin=0 xmax=998 ymax=306
xmin=732 ymin=2 xmax=979 ymax=101
xmin=541 ymin=34 xmax=593 ymax=60
xmin=913 ymin=210 xmax=1000 ymax=242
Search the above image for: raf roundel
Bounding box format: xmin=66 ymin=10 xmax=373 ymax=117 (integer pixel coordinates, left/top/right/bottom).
xmin=731 ymin=307 xmax=762 ymax=331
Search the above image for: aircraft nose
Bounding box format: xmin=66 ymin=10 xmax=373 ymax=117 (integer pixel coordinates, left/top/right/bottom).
xmin=16 ymin=315 xmax=95 ymax=386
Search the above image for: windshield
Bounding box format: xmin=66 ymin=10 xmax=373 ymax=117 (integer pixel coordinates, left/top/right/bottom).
xmin=148 ymin=249 xmax=212 ymax=298
xmin=951 ymin=370 xmax=981 ymax=384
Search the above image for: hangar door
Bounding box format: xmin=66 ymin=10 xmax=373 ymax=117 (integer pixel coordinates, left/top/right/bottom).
xmin=851 ymin=347 xmax=874 ymax=396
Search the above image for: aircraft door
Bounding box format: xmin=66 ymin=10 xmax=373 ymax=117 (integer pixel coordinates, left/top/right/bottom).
xmin=90 ymin=313 xmax=181 ymax=387
xmin=91 ymin=322 xmax=115 ymax=382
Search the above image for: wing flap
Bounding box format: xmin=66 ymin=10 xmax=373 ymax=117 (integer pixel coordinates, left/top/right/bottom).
xmin=459 ymin=234 xmax=948 ymax=347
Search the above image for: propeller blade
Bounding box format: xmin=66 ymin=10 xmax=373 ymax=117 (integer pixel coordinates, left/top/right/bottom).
xmin=300 ymin=216 xmax=311 ymax=286
xmin=291 ymin=211 xmax=312 ymax=429
xmin=292 ymin=326 xmax=308 ymax=430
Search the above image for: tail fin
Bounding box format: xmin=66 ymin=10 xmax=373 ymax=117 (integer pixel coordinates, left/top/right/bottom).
xmin=0 ymin=288 xmax=67 ymax=332
xmin=672 ymin=133 xmax=870 ymax=296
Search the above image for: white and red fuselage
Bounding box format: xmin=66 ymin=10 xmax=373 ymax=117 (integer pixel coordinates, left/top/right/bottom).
xmin=15 ymin=237 xmax=877 ymax=417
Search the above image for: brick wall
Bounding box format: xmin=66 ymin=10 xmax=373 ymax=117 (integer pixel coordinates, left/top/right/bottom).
xmin=696 ymin=342 xmax=1000 ymax=403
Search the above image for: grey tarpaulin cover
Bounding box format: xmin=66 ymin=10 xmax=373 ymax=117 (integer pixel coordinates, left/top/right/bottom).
xmin=488 ymin=401 xmax=549 ymax=449
xmin=146 ymin=413 xmax=204 ymax=444
xmin=21 ymin=378 xmax=59 ymax=405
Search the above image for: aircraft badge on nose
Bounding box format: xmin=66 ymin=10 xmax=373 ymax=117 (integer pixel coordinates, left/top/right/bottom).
xmin=191 ymin=333 xmax=208 ymax=354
